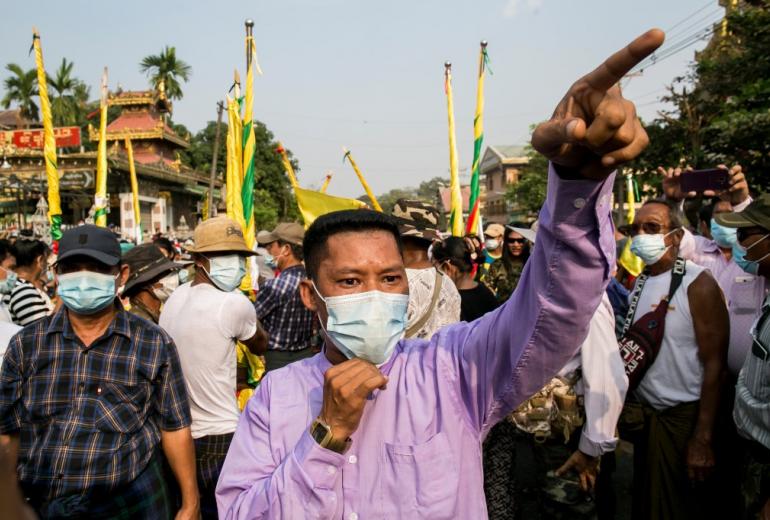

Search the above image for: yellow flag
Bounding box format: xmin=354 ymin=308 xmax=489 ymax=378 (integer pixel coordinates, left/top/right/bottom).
xmin=125 ymin=138 xmax=142 ymax=243
xmin=94 ymin=68 xmax=109 ymax=227
xmin=295 ymin=186 xmax=367 ymax=228
xmin=444 ymin=63 xmax=463 ymax=236
xmin=619 ymin=174 xmax=644 ymax=277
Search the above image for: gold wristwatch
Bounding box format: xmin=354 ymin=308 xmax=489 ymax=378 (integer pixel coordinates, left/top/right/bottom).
xmin=310 ymin=417 xmax=351 ymax=454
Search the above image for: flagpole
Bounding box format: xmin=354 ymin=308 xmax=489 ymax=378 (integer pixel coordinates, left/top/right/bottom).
xmin=466 ymin=41 xmax=488 ymax=238
xmin=320 ymin=172 xmax=332 ymax=193
xmin=32 ymin=28 xmax=62 ymax=244
xmin=342 ymin=147 xmax=382 ymax=212
xmin=207 ymin=100 xmax=224 ymax=219
xmin=240 ymin=19 xmax=258 ymax=293
xmin=124 ymin=138 xmax=142 ymax=244
xmin=276 ymin=142 xmax=298 ymax=188
xmin=94 ymin=67 xmax=109 ymax=227
xmin=445 ymin=62 xmax=463 ymax=236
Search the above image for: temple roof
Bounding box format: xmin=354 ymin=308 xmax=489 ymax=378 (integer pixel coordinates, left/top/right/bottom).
xmin=90 ymin=110 xmax=189 ymax=148
xmin=108 ymin=89 xmax=172 ymax=113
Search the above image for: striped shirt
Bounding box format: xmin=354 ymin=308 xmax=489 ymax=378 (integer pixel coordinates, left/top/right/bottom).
xmin=735 ymin=294 xmax=770 ymax=449
xmin=2 ymin=278 xmax=52 ymax=326
xmin=0 ymin=306 xmax=192 ymax=501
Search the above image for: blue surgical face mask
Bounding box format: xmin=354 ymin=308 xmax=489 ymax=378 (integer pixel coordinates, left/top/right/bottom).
xmin=313 ymin=283 xmax=409 ymax=365
xmin=630 ymin=229 xmax=678 ymax=265
xmin=0 ymin=267 xmax=17 ymax=295
xmin=733 ymin=234 xmax=770 ymax=275
xmin=710 ymin=220 xmax=738 ymax=249
xmin=204 ymin=254 xmax=246 ymax=292
xmin=263 ymin=252 xmax=278 ymax=270
xmin=58 ymin=271 xmax=118 ymax=315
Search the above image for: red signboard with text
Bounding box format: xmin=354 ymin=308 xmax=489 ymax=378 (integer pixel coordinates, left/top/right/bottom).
xmin=0 ymin=126 xmax=81 ymax=149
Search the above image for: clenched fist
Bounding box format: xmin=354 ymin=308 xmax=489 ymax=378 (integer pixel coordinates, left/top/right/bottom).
xmin=320 ymin=358 xmax=388 ymax=441
xmin=532 ymin=29 xmax=665 ymax=180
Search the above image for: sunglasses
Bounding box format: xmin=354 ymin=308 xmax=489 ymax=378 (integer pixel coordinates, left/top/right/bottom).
xmin=630 ymin=222 xmax=670 ymax=236
xmin=507 ymin=238 xmax=527 ymax=244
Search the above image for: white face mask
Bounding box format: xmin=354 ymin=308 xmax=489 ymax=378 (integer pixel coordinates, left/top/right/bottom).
xmin=152 ymin=272 xmax=180 ymax=302
xmin=313 ymin=283 xmax=409 ymax=365
xmin=485 ymin=238 xmax=500 ymax=251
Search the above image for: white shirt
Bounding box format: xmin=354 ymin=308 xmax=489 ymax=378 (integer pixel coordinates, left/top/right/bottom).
xmin=0 ymin=321 xmax=21 ymax=371
xmin=559 ymin=294 xmax=628 ymax=456
xmin=633 ymin=260 xmax=708 ymax=410
xmin=159 ymin=282 xmax=258 ymax=438
xmin=405 ymin=267 xmax=461 ymax=339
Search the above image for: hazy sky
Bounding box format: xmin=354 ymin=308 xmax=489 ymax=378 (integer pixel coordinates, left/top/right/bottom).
xmin=2 ymin=0 xmax=722 ymax=198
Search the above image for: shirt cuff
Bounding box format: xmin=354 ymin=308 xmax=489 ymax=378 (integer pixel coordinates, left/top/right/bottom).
xmin=733 ymin=196 xmax=752 ymax=213
xmin=578 ymin=429 xmax=618 ymax=458
xmin=292 ymin=429 xmax=346 ymax=491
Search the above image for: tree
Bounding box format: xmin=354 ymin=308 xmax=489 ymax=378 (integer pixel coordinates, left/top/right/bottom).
xmin=139 ymin=46 xmax=191 ymax=101
xmin=1 ymin=64 xmax=39 ymax=123
xmin=504 ymin=144 xmax=548 ymax=217
xmin=47 ymin=58 xmax=90 ymax=126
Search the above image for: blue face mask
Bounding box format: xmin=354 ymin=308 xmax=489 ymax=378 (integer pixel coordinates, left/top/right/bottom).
xmin=630 ymin=230 xmax=677 ymax=265
xmin=58 ymin=271 xmax=118 ymax=315
xmin=0 ymin=268 xmax=17 ymax=295
xmin=314 ymin=284 xmax=409 ymax=365
xmin=204 ymin=254 xmax=246 ymax=292
xmin=710 ymin=220 xmax=738 ymax=248
xmin=263 ymin=253 xmax=278 ymax=270
xmin=733 ymin=234 xmax=770 ymax=275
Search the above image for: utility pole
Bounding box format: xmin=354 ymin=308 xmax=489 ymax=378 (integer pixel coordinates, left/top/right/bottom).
xmin=207 ymin=101 xmax=225 ymax=218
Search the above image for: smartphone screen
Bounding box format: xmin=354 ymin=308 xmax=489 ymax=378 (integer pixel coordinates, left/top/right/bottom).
xmin=679 ymin=169 xmax=729 ymax=193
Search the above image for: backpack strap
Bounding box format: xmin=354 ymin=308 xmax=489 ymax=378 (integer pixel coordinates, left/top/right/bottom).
xmin=621 ymin=257 xmax=687 ymax=336
xmin=667 ymin=257 xmax=686 ymax=303
xmin=405 ymin=268 xmax=444 ymax=338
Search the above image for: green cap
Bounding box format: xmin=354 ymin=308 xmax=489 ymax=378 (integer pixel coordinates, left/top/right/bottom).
xmin=714 ymin=193 xmax=770 ymax=231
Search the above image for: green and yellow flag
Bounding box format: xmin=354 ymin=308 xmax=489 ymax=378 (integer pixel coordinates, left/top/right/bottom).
xmin=619 ymin=174 xmax=644 ymax=277
xmin=466 ymin=42 xmax=490 ymax=238
xmin=225 ymin=91 xmax=245 ymax=233
xmin=445 ymin=62 xmax=463 ymax=236
xmin=32 ymin=29 xmax=62 ymax=242
xmin=94 ymin=68 xmax=109 ymax=227
xmin=241 ymin=32 xmax=260 ymax=256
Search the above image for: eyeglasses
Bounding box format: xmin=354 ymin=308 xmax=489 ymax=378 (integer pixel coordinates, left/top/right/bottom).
xmin=630 ymin=222 xmax=669 ymax=236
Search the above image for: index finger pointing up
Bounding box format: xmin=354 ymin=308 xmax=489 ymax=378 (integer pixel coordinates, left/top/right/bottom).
xmin=582 ymin=29 xmax=665 ymax=92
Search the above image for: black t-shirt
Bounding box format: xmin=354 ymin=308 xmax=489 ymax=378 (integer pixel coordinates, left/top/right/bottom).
xmin=459 ymin=283 xmax=500 ymax=322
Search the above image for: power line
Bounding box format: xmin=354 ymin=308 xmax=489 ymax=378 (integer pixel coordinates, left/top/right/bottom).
xmin=664 ymin=0 xmax=718 ymax=34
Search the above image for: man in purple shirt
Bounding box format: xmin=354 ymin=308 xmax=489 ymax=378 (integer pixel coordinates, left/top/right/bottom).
xmin=216 ymin=29 xmax=665 ymax=519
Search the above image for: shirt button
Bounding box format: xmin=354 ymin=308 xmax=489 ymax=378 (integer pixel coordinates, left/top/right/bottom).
xmin=348 ymin=455 xmax=357 ymax=464
xmin=57 ymin=473 xmax=63 ymax=479
xmin=78 ymin=382 xmax=85 ymax=391
xmin=349 ymin=513 xmax=358 ymax=520
xmin=326 ymin=466 xmax=336 ymax=475
xmin=573 ymin=198 xmax=586 ymax=209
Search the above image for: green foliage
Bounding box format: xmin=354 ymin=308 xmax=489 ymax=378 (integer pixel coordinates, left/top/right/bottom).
xmin=373 ymin=176 xmax=448 ymax=214
xmin=47 ymin=58 xmax=90 ymax=126
xmin=2 ymin=64 xmax=39 ymax=122
xmin=139 ymin=46 xmax=191 ymax=101
xmin=504 ymin=144 xmax=548 ymax=217
xmin=627 ymin=1 xmax=770 ymax=193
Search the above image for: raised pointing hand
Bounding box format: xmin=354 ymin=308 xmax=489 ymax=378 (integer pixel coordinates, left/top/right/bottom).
xmin=532 ymin=29 xmax=665 ymax=180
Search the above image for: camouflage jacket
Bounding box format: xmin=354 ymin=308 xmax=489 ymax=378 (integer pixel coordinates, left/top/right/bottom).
xmin=486 ymin=258 xmax=525 ymax=303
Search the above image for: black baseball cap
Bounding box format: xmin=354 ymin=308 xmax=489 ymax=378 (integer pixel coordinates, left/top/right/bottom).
xmin=57 ymin=225 xmax=122 ymax=266
xmin=714 ymin=193 xmax=770 ymax=231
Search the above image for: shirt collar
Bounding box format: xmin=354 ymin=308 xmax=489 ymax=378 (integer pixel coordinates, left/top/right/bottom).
xmin=46 ymin=303 xmax=132 ymax=340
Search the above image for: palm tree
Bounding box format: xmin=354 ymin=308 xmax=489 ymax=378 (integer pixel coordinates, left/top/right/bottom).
xmin=47 ymin=58 xmax=82 ymax=126
xmin=1 ymin=64 xmax=39 ymax=124
xmin=139 ymin=46 xmax=192 ymax=101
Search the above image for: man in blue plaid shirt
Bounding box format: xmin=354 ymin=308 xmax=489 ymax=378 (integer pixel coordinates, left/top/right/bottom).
xmin=256 ymin=222 xmax=316 ymax=371
xmin=0 ymin=225 xmax=199 ymax=519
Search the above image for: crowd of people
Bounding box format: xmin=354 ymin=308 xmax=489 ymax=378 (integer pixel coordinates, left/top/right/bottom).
xmin=0 ymin=27 xmax=769 ymax=520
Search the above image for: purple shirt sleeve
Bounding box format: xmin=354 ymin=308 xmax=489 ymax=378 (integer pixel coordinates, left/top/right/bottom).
xmin=437 ymin=165 xmax=615 ymax=437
